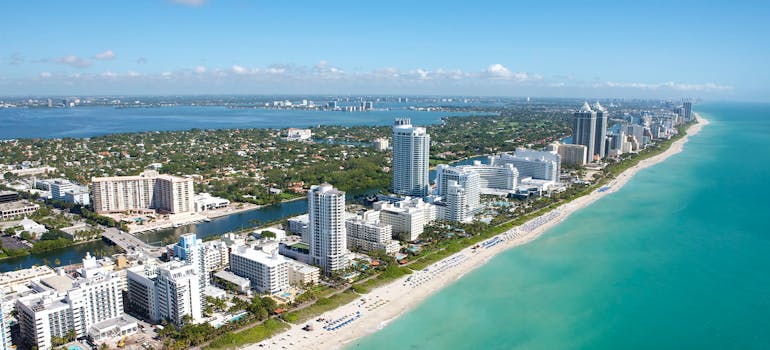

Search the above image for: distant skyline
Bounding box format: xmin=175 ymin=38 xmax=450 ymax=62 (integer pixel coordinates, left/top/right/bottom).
xmin=2 ymin=0 xmax=768 ymax=100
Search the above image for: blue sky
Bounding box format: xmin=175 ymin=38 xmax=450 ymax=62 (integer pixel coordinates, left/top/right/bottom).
xmin=1 ymin=0 xmax=768 ymax=100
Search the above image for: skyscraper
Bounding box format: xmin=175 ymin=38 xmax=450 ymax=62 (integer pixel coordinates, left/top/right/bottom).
xmin=683 ymin=101 xmax=693 ymax=122
xmin=593 ymin=101 xmax=608 ymax=159
xmin=392 ymin=118 xmax=430 ymax=197
xmin=308 ymin=183 xmax=348 ymax=275
xmin=572 ymin=102 xmax=597 ymax=163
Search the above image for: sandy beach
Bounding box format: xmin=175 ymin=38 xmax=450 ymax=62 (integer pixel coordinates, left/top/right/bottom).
xmin=244 ymin=116 xmax=708 ymax=350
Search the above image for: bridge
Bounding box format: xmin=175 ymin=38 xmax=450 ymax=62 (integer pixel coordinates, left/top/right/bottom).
xmin=102 ymin=228 xmax=163 ymax=258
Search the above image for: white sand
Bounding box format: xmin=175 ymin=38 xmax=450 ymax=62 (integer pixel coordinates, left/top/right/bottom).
xmin=243 ymin=115 xmax=708 ymax=350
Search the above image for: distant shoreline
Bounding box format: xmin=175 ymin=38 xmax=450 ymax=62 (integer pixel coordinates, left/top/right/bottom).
xmin=250 ymin=115 xmax=708 ymax=350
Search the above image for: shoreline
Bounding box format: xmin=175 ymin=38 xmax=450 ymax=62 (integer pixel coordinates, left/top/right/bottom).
xmin=247 ymin=115 xmax=708 ymax=350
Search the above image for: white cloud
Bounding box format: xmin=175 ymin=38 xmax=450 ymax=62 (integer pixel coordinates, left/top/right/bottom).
xmin=171 ymin=0 xmax=206 ymax=6
xmin=231 ymin=65 xmax=247 ymax=74
xmin=39 ymin=72 xmax=51 ymax=78
xmin=484 ymin=63 xmax=538 ymax=81
xmin=600 ymin=81 xmax=733 ymax=91
xmin=94 ymin=50 xmax=116 ymax=60
xmin=53 ymin=55 xmax=91 ymax=68
xmin=194 ymin=65 xmax=207 ymax=74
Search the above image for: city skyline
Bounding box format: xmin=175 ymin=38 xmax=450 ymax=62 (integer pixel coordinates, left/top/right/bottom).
xmin=2 ymin=1 xmax=768 ymax=100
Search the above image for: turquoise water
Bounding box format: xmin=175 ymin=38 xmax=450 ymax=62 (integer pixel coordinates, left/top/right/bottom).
xmin=349 ymin=103 xmax=770 ymax=350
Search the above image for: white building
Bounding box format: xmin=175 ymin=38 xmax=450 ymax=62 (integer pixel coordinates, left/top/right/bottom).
xmin=372 ymin=138 xmax=389 ymax=151
xmin=345 ymin=212 xmax=400 ymax=254
xmin=287 ymin=214 xmax=310 ymax=244
xmin=434 ymin=164 xmax=481 ymax=214
xmin=50 ymin=179 xmax=76 ymax=201
xmin=126 ymin=260 xmax=202 ymax=327
xmin=375 ymin=197 xmax=436 ymax=241
xmin=19 ymin=217 xmax=48 ymax=238
xmin=0 ymin=291 xmax=11 ymax=350
xmin=456 ymin=161 xmax=518 ymax=194
xmin=91 ymin=170 xmax=195 ymax=214
xmin=155 ymin=262 xmax=202 ymax=327
xmin=64 ymin=188 xmax=90 ymax=206
xmin=194 ymin=193 xmax=230 ymax=212
xmin=229 ymin=245 xmax=289 ymax=294
xmin=392 ymin=118 xmax=430 ymax=197
xmin=286 ymin=128 xmax=312 ymax=141
xmin=443 ymin=180 xmax=474 ymax=222
xmin=308 ymin=184 xmax=349 ymax=275
xmin=16 ymin=254 xmax=124 ymax=350
xmin=489 ymin=148 xmax=561 ymax=182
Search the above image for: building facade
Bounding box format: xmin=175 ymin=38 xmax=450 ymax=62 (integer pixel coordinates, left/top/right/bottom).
xmin=91 ymin=170 xmax=195 ymax=214
xmin=229 ymin=245 xmax=289 ymax=294
xmin=308 ymin=184 xmax=348 ymax=274
xmin=392 ymin=118 xmax=430 ymax=197
xmin=489 ymin=148 xmax=561 ymax=182
xmin=572 ymin=101 xmax=597 ymax=162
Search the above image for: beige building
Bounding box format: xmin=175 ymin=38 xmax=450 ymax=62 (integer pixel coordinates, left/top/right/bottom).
xmin=91 ymin=170 xmax=195 ymax=214
xmin=552 ymin=143 xmax=588 ymax=166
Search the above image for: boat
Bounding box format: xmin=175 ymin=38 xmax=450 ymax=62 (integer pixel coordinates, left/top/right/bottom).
xmin=203 ymin=217 xmax=211 ymax=222
xmin=172 ymin=223 xmax=181 ymax=228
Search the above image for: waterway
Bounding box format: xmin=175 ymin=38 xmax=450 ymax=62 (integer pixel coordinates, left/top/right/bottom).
xmin=0 ymin=155 xmax=489 ymax=272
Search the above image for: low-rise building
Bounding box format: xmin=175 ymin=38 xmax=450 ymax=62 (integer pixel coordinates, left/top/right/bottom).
xmin=286 ymin=260 xmax=320 ymax=287
xmin=345 ymin=212 xmax=400 ymax=254
xmin=0 ymin=200 xmax=39 ymax=220
xmin=194 ymin=193 xmax=230 ymax=212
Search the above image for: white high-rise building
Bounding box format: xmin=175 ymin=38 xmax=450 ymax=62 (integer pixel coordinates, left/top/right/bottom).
xmin=126 ymin=260 xmax=202 ymax=327
xmin=230 ymin=245 xmax=290 ymax=294
xmin=16 ymin=253 xmax=124 ymax=350
xmin=375 ymin=197 xmax=436 ymax=241
xmin=308 ymin=184 xmax=348 ymax=275
xmin=444 ymin=180 xmax=472 ymax=222
xmin=345 ymin=211 xmax=400 ymax=254
xmin=0 ymin=292 xmax=11 ymax=350
xmin=456 ymin=161 xmax=518 ymax=194
xmin=174 ymin=234 xmax=207 ymax=289
xmin=572 ymin=102 xmax=597 ymax=162
xmin=91 ymin=170 xmax=195 ymax=214
xmin=392 ymin=118 xmax=430 ymax=197
xmin=154 ymin=262 xmax=202 ymax=327
xmin=434 ymin=164 xmax=480 ymax=213
xmin=489 ymin=148 xmax=561 ymax=182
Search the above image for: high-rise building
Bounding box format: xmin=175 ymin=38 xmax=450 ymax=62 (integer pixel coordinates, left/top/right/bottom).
xmin=455 ymin=162 xmax=518 ymax=194
xmin=392 ymin=118 xmax=430 ymax=197
xmin=230 ymin=245 xmax=290 ymax=294
xmin=572 ymin=102 xmax=597 ymax=162
xmin=443 ymin=180 xmax=471 ymax=222
xmin=553 ymin=143 xmax=588 ymax=166
xmin=683 ymin=101 xmax=693 ymax=122
xmin=126 ymin=260 xmax=202 ymax=327
xmin=593 ymin=102 xmax=608 ymax=158
xmin=155 ymin=262 xmax=202 ymax=327
xmin=0 ymin=292 xmax=11 ymax=350
xmin=434 ymin=165 xmax=480 ymax=213
xmin=174 ymin=234 xmax=207 ymax=290
xmin=16 ymin=253 xmax=125 ymax=350
xmin=345 ymin=211 xmax=400 ymax=254
xmin=489 ymin=148 xmax=561 ymax=182
xmin=308 ymin=184 xmax=348 ymax=275
xmin=374 ymin=197 xmax=436 ymax=241
xmin=91 ymin=170 xmax=195 ymax=214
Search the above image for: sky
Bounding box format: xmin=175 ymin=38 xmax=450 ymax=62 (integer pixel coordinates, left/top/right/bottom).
xmin=1 ymin=0 xmax=768 ymax=100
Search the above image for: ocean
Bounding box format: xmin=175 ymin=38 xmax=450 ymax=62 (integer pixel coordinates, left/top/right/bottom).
xmin=348 ymin=102 xmax=770 ymax=349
